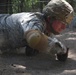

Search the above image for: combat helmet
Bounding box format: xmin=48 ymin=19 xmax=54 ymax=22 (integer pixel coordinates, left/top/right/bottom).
xmin=43 ymin=0 xmax=74 ymax=25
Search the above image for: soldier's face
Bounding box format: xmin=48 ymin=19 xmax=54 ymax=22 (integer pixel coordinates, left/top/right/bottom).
xmin=51 ymin=20 xmax=66 ymax=33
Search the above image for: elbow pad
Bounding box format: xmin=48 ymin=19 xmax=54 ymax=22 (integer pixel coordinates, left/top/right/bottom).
xmin=25 ymin=30 xmax=48 ymax=52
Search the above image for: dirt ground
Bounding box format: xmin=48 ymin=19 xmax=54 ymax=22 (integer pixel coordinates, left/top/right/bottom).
xmin=0 ymin=28 xmax=76 ymax=75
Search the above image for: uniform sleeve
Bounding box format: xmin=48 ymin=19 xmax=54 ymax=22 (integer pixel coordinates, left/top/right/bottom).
xmin=21 ymin=17 xmax=46 ymax=33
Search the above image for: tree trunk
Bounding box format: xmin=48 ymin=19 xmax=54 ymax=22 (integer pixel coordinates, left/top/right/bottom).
xmin=20 ymin=0 xmax=24 ymax=12
xmin=8 ymin=0 xmax=12 ymax=14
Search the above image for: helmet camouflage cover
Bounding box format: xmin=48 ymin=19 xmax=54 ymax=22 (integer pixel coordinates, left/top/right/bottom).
xmin=43 ymin=0 xmax=74 ymax=25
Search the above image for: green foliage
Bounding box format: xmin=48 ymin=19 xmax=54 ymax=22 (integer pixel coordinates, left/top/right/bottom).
xmin=12 ymin=0 xmax=39 ymax=13
xmin=12 ymin=0 xmax=20 ymax=13
xmin=9 ymin=0 xmax=76 ymax=14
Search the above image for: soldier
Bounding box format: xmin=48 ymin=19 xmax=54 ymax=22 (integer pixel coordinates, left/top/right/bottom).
xmin=0 ymin=0 xmax=74 ymax=61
